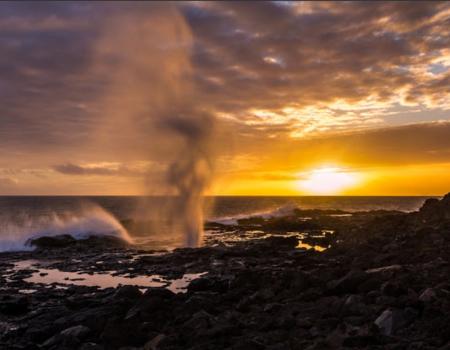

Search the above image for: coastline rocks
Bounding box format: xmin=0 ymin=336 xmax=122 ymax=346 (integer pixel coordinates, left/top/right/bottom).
xmin=419 ymin=194 xmax=450 ymax=222
xmin=29 ymin=234 xmax=76 ymax=248
xmin=1 ymin=195 xmax=450 ymax=349
xmin=29 ymin=234 xmax=129 ymax=250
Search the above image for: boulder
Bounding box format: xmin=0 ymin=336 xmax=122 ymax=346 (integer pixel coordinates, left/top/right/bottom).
xmin=28 ymin=234 xmax=76 ymax=248
xmin=327 ymin=270 xmax=368 ymax=295
xmin=114 ymin=285 xmax=142 ymax=300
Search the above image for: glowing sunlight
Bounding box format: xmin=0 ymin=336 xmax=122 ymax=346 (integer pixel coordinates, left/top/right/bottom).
xmin=296 ymin=167 xmax=361 ymax=195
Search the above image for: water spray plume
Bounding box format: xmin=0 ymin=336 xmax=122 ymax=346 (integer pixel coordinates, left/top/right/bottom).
xmin=95 ymin=4 xmax=214 ymax=247
xmin=165 ymin=113 xmax=214 ymax=247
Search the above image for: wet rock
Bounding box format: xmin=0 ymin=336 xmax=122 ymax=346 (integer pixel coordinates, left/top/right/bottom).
xmin=29 ymin=234 xmax=128 ymax=250
xmin=264 ymin=236 xmax=299 ymax=249
xmin=56 ymin=305 xmax=118 ymax=334
xmin=29 ymin=234 xmax=76 ymax=248
xmin=327 ymin=270 xmax=368 ymax=295
xmin=60 ymin=325 xmax=90 ymax=339
xmin=342 ymin=295 xmax=366 ymax=316
xmin=374 ymin=308 xmax=417 ymax=336
xmin=187 ymin=276 xmax=228 ymax=293
xmin=125 ymin=288 xmax=175 ymax=322
xmin=231 ymin=338 xmax=265 ymax=350
xmin=419 ymin=288 xmax=437 ymax=302
xmin=182 ymin=310 xmax=214 ymax=334
xmin=366 ymin=264 xmax=403 ymax=279
xmin=144 ymin=334 xmax=166 ymax=350
xmin=296 ymin=317 xmax=313 ymax=329
xmin=79 ymin=343 xmax=104 ymax=350
xmin=114 ymin=285 xmax=142 ymax=300
xmin=42 ymin=325 xmax=90 ymax=349
xmin=101 ymin=317 xmax=149 ymax=349
xmin=381 ymin=281 xmax=407 ymax=297
xmin=374 ymin=309 xmax=395 ymax=335
xmin=419 ymin=195 xmax=450 ymax=222
xmin=263 ymin=217 xmax=319 ymax=231
xmin=0 ymin=294 xmax=29 ymax=315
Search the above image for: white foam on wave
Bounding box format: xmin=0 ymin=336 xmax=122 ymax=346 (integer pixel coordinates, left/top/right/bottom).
xmin=0 ymin=203 xmax=132 ymax=252
xmin=210 ymin=203 xmax=298 ymax=225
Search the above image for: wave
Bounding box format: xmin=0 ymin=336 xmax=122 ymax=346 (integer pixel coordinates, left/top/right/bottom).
xmin=0 ymin=203 xmax=131 ymax=252
xmin=210 ymin=203 xmax=298 ymax=225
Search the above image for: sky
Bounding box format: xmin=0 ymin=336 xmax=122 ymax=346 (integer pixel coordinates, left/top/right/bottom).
xmin=0 ymin=1 xmax=450 ymax=196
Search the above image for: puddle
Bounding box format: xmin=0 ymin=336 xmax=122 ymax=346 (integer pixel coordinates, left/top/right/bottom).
xmin=18 ymin=289 xmax=37 ymax=294
xmin=204 ymin=229 xmax=332 ymax=251
xmin=13 ymin=261 xmax=206 ymax=294
xmin=296 ymin=242 xmax=328 ymax=252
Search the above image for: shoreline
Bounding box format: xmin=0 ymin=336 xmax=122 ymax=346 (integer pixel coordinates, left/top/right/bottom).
xmin=0 ymin=195 xmax=449 ymax=349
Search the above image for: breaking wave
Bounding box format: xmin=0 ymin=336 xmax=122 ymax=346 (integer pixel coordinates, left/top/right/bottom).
xmin=0 ymin=203 xmax=131 ymax=252
xmin=210 ymin=203 xmax=298 ymax=225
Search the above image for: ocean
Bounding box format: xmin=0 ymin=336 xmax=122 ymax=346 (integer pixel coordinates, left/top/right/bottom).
xmin=0 ymin=196 xmax=435 ymax=252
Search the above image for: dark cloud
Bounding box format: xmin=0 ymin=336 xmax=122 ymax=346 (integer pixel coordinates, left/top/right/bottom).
xmin=183 ymin=1 xmax=450 ymax=117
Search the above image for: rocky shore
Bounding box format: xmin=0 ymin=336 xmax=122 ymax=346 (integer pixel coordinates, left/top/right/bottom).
xmin=1 ymin=195 xmax=449 ymax=350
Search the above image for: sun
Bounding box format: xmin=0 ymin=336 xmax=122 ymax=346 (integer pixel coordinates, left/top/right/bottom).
xmin=296 ymin=166 xmax=361 ymax=195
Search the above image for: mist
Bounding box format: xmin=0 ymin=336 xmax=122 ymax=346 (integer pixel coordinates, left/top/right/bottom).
xmin=93 ymin=3 xmax=215 ymax=247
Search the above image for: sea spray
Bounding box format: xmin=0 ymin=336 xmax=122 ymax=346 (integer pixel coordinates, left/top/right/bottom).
xmin=165 ymin=113 xmax=214 ymax=246
xmin=0 ymin=203 xmax=131 ymax=252
xmin=93 ymin=4 xmax=215 ymax=247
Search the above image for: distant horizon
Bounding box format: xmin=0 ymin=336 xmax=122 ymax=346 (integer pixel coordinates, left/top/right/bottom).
xmin=0 ymin=194 xmax=443 ymax=198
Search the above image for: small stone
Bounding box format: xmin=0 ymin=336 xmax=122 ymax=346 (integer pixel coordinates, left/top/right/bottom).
xmin=419 ymin=288 xmax=436 ymax=302
xmin=144 ymin=334 xmax=166 ymax=350
xmin=374 ymin=309 xmax=394 ymax=335
xmin=60 ymin=325 xmax=90 ymax=340
xmin=374 ymin=308 xmax=414 ymax=336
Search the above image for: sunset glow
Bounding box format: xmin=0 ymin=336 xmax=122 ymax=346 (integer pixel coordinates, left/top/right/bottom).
xmin=296 ymin=167 xmax=361 ymax=195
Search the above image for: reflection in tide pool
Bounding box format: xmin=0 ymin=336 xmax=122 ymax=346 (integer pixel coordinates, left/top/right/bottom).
xmin=205 ymin=229 xmax=332 ymax=252
xmin=296 ymin=242 xmax=328 ymax=252
xmin=14 ymin=261 xmax=206 ymax=293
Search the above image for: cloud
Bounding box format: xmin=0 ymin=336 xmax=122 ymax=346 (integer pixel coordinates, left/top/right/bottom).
xmin=53 ymin=163 xmax=148 ymax=177
xmin=0 ymin=177 xmax=18 ymax=186
xmin=0 ymin=1 xmax=449 ymax=157
xmin=0 ymin=2 xmax=450 ymax=194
